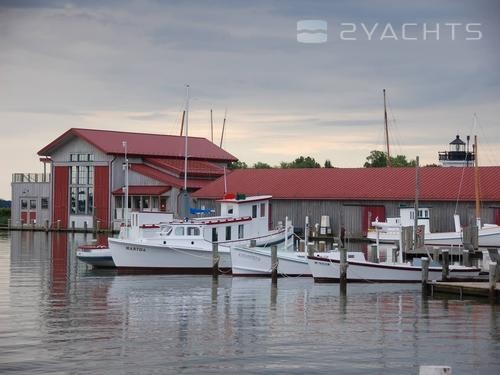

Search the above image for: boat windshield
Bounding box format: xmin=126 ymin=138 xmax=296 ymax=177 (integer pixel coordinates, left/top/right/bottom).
xmin=160 ymin=225 xmax=173 ymax=236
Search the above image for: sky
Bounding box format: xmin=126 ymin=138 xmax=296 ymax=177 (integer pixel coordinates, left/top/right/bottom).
xmin=1 ymin=0 xmax=500 ymax=199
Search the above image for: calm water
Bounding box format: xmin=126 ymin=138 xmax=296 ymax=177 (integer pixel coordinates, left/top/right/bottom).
xmin=0 ymin=232 xmax=499 ymax=374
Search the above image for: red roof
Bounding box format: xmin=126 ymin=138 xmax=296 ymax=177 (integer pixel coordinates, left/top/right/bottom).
xmin=144 ymin=158 xmax=224 ymax=177
xmin=129 ymin=164 xmax=212 ymax=190
xmin=193 ymin=167 xmax=500 ymax=202
xmin=38 ymin=128 xmax=237 ymax=162
xmin=111 ymin=185 xmax=171 ymax=196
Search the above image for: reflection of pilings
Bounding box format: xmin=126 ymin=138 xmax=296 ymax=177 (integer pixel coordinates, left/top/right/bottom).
xmin=212 ymin=243 xmax=219 ymax=279
xmin=211 ymin=277 xmax=218 ymax=305
xmin=441 ymin=250 xmax=450 ymax=281
xmin=271 ymin=245 xmax=278 ymax=285
xmin=270 ymin=284 xmax=277 ymax=308
xmin=339 ymin=247 xmax=347 ymax=295
xmin=421 ymin=257 xmax=429 ymax=295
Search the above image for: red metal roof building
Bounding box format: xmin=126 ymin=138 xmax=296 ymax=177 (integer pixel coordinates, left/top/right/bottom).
xmin=18 ymin=128 xmax=238 ymax=230
xmin=193 ymin=167 xmax=500 ymax=237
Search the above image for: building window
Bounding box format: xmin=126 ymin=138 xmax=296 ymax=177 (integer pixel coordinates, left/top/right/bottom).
xmin=69 ymin=163 xmax=94 ymax=216
xmin=238 ymin=224 xmax=244 ymax=239
xmin=41 ymin=198 xmax=49 ymax=209
xmin=21 ymin=199 xmax=27 ymax=210
xmin=252 ymin=205 xmax=257 ymax=218
xmin=30 ymin=200 xmax=36 ymax=210
xmin=260 ymin=203 xmax=266 ymax=217
xmin=226 ymin=226 xmax=231 ymax=240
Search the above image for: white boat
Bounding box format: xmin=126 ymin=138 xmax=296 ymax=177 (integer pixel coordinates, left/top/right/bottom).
xmin=307 ymin=251 xmax=481 ymax=283
xmin=108 ymin=195 xmax=293 ymax=272
xmin=76 ymin=212 xmax=174 ymax=268
xmin=230 ymin=246 xmax=310 ymax=276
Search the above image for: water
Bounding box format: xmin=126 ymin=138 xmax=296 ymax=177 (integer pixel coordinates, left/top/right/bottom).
xmin=0 ymin=232 xmax=499 ymax=374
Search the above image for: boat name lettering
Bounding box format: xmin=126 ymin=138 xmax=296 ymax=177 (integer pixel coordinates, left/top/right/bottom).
xmin=126 ymin=246 xmax=146 ymax=252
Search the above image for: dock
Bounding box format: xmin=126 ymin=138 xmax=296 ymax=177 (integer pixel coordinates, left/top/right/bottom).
xmin=428 ymin=281 xmax=500 ymax=301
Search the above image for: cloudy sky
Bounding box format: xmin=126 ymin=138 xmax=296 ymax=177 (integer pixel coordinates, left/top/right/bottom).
xmin=1 ymin=0 xmax=499 ymax=199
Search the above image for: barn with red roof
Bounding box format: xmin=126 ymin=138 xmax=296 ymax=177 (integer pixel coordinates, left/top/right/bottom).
xmin=192 ymin=167 xmax=500 ymax=238
xmin=11 ymin=128 xmax=236 ymax=230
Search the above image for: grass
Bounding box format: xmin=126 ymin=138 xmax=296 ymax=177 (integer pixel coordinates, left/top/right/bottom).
xmin=0 ymin=208 xmax=10 ymax=226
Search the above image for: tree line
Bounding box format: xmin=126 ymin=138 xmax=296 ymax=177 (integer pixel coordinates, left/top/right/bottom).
xmin=229 ymin=150 xmax=423 ymax=169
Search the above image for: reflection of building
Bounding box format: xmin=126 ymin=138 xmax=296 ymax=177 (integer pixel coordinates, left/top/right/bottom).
xmin=11 ymin=128 xmax=236 ymax=230
xmin=438 ymin=134 xmax=474 ymax=167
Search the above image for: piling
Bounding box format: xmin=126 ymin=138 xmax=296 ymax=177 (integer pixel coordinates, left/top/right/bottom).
xmin=96 ymin=220 xmax=101 ymax=233
xmin=339 ymin=246 xmax=348 ymax=293
xmin=319 ymin=241 xmax=326 ymax=252
xmin=441 ymin=249 xmax=450 ymax=281
xmin=462 ymin=250 xmax=470 ymax=267
xmin=7 ymin=219 xmax=11 ymax=230
xmin=84 ymin=221 xmax=88 ymax=232
xmin=44 ymin=220 xmax=49 ymax=231
xmin=271 ymin=245 xmax=278 ymax=285
xmin=299 ymin=240 xmax=305 ymax=252
xmin=368 ymin=244 xmax=378 ymax=263
xmin=421 ymin=257 xmax=429 ymax=293
xmin=57 ymin=220 xmax=61 ymax=231
xmin=212 ymin=243 xmax=219 ymax=278
xmin=489 ymin=262 xmax=498 ymax=300
xmin=250 ymin=239 xmax=257 ymax=247
xmin=71 ymin=221 xmax=75 ymax=231
xmin=307 ymin=243 xmax=314 ymax=258
xmin=432 ymin=247 xmax=439 ymax=263
xmin=392 ymin=247 xmax=398 ymax=264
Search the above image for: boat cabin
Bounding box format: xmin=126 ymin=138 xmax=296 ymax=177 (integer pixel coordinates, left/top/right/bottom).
xmin=399 ymin=207 xmax=431 ymax=233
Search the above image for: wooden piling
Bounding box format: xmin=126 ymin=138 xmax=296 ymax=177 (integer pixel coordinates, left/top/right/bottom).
xmin=44 ymin=220 xmax=49 ymax=231
xmin=421 ymin=257 xmax=429 ymax=293
xmin=339 ymin=246 xmax=348 ymax=293
xmin=71 ymin=221 xmax=75 ymax=231
xmin=368 ymin=244 xmax=378 ymax=263
xmin=7 ymin=219 xmax=11 ymax=230
xmin=441 ymin=249 xmax=449 ymax=281
xmin=57 ymin=220 xmax=61 ymax=231
xmin=250 ymin=239 xmax=257 ymax=247
xmin=307 ymin=243 xmax=314 ymax=258
xmin=212 ymin=243 xmax=219 ymax=278
xmin=490 ymin=262 xmax=498 ymax=300
xmin=84 ymin=221 xmax=88 ymax=232
xmin=271 ymin=245 xmax=278 ymax=284
xmin=462 ymin=249 xmax=470 ymax=267
xmin=96 ymin=220 xmax=101 ymax=233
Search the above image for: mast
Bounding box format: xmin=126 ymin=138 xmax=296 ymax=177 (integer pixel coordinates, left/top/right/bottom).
xmin=474 ymin=134 xmax=481 ymax=228
xmin=220 ymin=109 xmax=227 ymax=148
xmin=122 ymin=141 xmax=129 ymax=238
xmin=383 ymin=89 xmax=391 ymax=167
xmin=210 ymin=109 xmax=214 ymax=143
xmin=179 ymin=110 xmax=185 ymax=136
xmin=413 ymin=156 xmax=420 ymax=252
xmin=183 ymin=85 xmax=190 ymax=218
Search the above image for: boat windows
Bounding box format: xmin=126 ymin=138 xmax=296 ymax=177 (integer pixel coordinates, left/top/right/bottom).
xmin=187 ymin=227 xmax=200 ymax=236
xmin=227 ymin=205 xmax=234 ymax=215
xmin=175 ymin=226 xmax=185 ymax=236
xmin=252 ymin=205 xmax=257 ymax=218
xmin=161 ymin=225 xmax=173 ymax=236
xmin=226 ymin=226 xmax=231 ymax=240
xmin=260 ymin=203 xmax=266 ymax=217
xmin=238 ymin=224 xmax=244 ymax=239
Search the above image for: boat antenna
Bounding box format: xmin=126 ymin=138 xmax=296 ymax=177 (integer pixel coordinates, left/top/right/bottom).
xmin=179 ymin=110 xmax=185 ymax=136
xmin=413 ymin=155 xmax=420 ymax=253
xmin=210 ymin=109 xmax=214 ymax=143
xmin=183 ymin=85 xmax=190 ymax=218
xmin=220 ymin=108 xmax=227 ymax=148
xmin=473 ymin=130 xmax=481 ymax=228
xmin=383 ymin=89 xmax=391 ymax=167
xmin=122 ymin=140 xmax=129 ymax=238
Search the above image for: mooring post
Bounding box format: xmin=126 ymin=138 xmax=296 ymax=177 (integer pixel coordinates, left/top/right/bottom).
xmin=271 ymin=245 xmax=278 ymax=284
xmin=489 ymin=262 xmax=497 ymax=300
xmin=340 ymin=246 xmax=348 ymax=293
xmin=7 ymin=219 xmax=11 ymax=230
xmin=71 ymin=221 xmax=75 ymax=231
xmin=96 ymin=220 xmax=101 ymax=233
xmin=84 ymin=221 xmax=88 ymax=232
xmin=44 ymin=220 xmax=49 ymax=232
xmin=462 ymin=249 xmax=470 ymax=267
xmin=441 ymin=249 xmax=449 ymax=281
xmin=307 ymin=243 xmax=314 ymax=258
xmin=57 ymin=220 xmax=61 ymax=231
xmin=212 ymin=243 xmax=219 ymax=278
xmin=250 ymin=239 xmax=257 ymax=248
xmin=421 ymin=257 xmax=429 ymax=294
xmin=368 ymin=244 xmax=378 ymax=263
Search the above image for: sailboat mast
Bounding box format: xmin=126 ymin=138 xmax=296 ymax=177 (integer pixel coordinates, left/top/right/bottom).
xmin=383 ymin=89 xmax=391 ymax=167
xmin=220 ymin=109 xmax=227 ymax=148
xmin=413 ymin=156 xmax=420 ymax=252
xmin=179 ymin=110 xmax=185 ymax=136
xmin=184 ymin=85 xmax=189 ymax=192
xmin=210 ymin=109 xmax=214 ymax=143
xmin=474 ymin=134 xmax=481 ymax=228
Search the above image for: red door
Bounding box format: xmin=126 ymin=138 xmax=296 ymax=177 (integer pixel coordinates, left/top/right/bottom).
xmin=362 ymin=206 xmax=386 ymax=236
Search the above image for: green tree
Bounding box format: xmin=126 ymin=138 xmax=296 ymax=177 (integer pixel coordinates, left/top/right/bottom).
xmin=364 ymin=150 xmax=416 ymax=167
xmin=253 ymin=162 xmax=272 ymax=169
xmin=280 ymin=156 xmax=320 ymax=168
xmin=324 ymin=159 xmax=333 ymax=168
xmin=228 ymin=160 xmax=248 ymax=169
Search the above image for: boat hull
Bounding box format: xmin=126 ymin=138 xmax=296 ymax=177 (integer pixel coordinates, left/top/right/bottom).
xmin=76 ymin=247 xmax=115 ymax=268
xmin=230 ymin=247 xmax=311 ymax=276
xmin=307 ymin=255 xmax=480 ymax=283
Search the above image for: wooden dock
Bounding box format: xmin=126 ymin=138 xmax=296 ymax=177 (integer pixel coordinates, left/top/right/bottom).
xmin=428 ymin=281 xmax=500 ymax=301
